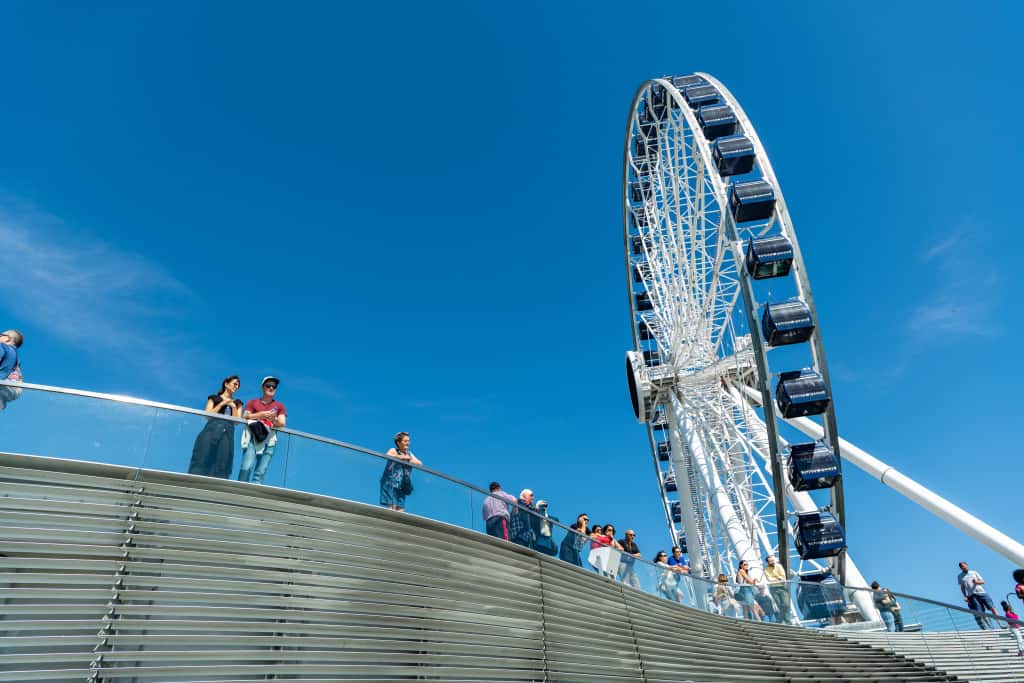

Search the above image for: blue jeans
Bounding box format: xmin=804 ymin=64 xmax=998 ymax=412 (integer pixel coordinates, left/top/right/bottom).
xmin=238 ymin=434 xmax=276 ymax=483
xmin=881 ymin=610 xmax=896 ymax=632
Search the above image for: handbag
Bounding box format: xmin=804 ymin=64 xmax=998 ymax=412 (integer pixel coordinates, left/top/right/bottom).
xmin=398 ymin=467 xmax=414 ymax=496
xmin=248 ymin=420 xmax=270 ymax=442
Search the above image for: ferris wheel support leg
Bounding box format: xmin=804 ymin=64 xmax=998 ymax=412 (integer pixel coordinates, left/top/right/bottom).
xmin=679 ymin=404 xmax=764 ymax=574
xmin=668 ymin=407 xmax=711 ymax=586
xmin=734 ymin=383 xmax=1024 ymax=567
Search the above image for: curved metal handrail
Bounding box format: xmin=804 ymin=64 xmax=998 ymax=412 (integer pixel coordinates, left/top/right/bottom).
xmin=0 ymin=378 xmax=1006 ymax=629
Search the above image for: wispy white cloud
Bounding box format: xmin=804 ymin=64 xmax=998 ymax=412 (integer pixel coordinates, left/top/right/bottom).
xmin=921 ymin=234 xmax=959 ymax=262
xmin=907 ymin=226 xmax=999 ymax=339
xmin=0 ymin=199 xmax=197 ymax=387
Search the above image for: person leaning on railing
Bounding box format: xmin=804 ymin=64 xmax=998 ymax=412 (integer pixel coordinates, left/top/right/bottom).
xmin=0 ymin=329 xmax=24 ymax=411
xmin=380 ymin=431 xmax=421 ymax=512
xmin=187 ymin=375 xmax=242 ymax=479
xmin=558 ymin=513 xmax=589 ymax=567
xmin=617 ymin=530 xmax=642 ymax=589
xmin=482 ymin=482 xmax=517 ymax=541
xmin=238 ymin=376 xmax=287 ymax=484
xmin=763 ymin=554 xmax=795 ymax=625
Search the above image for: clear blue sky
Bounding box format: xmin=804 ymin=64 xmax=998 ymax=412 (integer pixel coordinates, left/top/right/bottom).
xmin=1 ymin=1 xmax=1021 ymax=607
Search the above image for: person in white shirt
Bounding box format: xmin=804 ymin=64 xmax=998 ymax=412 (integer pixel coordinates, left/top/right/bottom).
xmin=958 ymin=561 xmax=999 ymax=629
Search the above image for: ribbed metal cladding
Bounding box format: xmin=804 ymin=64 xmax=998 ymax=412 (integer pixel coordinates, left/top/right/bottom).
xmin=0 ymin=452 xmax=964 ymax=682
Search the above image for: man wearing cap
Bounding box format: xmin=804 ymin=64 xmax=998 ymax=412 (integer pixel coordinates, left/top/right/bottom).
xmin=238 ymin=376 xmax=287 ymax=484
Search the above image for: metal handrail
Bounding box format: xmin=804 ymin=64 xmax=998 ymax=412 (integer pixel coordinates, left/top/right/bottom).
xmin=0 ymin=378 xmax=1008 ymax=628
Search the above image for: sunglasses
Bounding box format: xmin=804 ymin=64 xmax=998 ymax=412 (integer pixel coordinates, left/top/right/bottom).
xmin=263 ymin=384 xmax=277 ymax=389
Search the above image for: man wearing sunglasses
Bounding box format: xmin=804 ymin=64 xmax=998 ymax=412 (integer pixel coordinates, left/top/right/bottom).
xmin=238 ymin=376 xmax=287 ymax=484
xmin=617 ymin=530 xmax=642 ymax=589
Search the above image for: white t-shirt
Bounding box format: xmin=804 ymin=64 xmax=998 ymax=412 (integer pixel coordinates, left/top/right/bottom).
xmin=958 ymin=569 xmax=987 ymax=596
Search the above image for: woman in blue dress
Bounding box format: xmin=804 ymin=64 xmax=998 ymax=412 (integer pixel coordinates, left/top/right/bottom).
xmin=380 ymin=431 xmax=422 ymax=511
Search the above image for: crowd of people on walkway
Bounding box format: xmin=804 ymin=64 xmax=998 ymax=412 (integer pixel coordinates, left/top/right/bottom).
xmin=7 ymin=358 xmax=1024 ymax=644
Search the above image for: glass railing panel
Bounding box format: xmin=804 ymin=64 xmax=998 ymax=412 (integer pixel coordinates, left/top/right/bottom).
xmin=141 ymin=409 xmax=290 ymax=488
xmin=281 ymin=435 xmax=477 ymax=531
xmin=0 ymin=384 xmax=152 ymax=469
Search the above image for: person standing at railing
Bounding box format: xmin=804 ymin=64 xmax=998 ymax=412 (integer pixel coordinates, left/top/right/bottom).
xmin=534 ymin=500 xmax=559 ymax=556
xmin=380 ymin=431 xmax=421 ymax=511
xmin=617 ymin=530 xmax=642 ymax=589
xmin=871 ymin=581 xmax=904 ymax=632
xmin=558 ymin=513 xmax=589 ymax=567
xmin=1000 ymin=601 xmax=1024 ymax=656
xmin=238 ymin=376 xmax=287 ymax=484
xmin=763 ymin=555 xmax=795 ymax=625
xmin=482 ymin=482 xmax=517 ymax=540
xmin=188 ymin=376 xmax=243 ymax=478
xmin=735 ymin=560 xmax=765 ymax=621
xmin=509 ymin=489 xmax=540 ymax=550
xmin=1012 ymin=568 xmax=1024 ymax=608
xmin=714 ymin=573 xmax=741 ymax=617
xmin=0 ymin=329 xmax=24 ymax=411
xmin=958 ymin=561 xmax=999 ymax=629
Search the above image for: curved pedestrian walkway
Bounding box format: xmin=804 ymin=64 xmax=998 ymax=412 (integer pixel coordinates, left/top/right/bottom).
xmin=0 ymin=451 xmax=969 ymax=682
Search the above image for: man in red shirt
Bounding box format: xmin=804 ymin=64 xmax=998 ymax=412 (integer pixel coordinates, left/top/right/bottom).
xmin=237 ymin=375 xmax=287 ymax=484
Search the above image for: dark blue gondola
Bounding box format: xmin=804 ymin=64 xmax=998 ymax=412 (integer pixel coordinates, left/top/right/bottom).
xmin=729 ymin=180 xmax=775 ymax=223
xmin=787 ymin=442 xmax=841 ymax=492
xmin=656 ymin=441 xmax=671 ymax=461
xmin=632 ymin=264 xmax=645 ymax=283
xmin=761 ymin=299 xmax=815 ymax=347
xmin=631 ymin=179 xmax=650 ymax=203
xmin=776 ymin=369 xmax=830 ymax=418
xmin=650 ymin=84 xmax=668 ymax=116
xmin=635 ymin=291 xmax=653 ymax=311
xmin=676 ymin=530 xmax=688 ymax=555
xmin=638 ymin=322 xmax=655 ymax=341
xmin=630 ymin=235 xmax=644 ymax=256
xmin=635 ymin=136 xmax=659 ymax=158
xmin=671 ymin=74 xmax=704 ymax=89
xmin=796 ymin=571 xmax=846 ymax=620
xmin=671 ymin=500 xmax=681 ymax=523
xmin=794 ymin=511 xmax=847 ymax=560
xmin=697 ymin=104 xmax=738 ymax=141
xmin=663 ymin=472 xmax=677 ymax=492
xmin=643 ymin=349 xmax=661 ymax=367
xmin=651 ymin=409 xmax=668 ymax=431
xmin=713 ymin=135 xmax=756 ymax=177
xmin=683 ymin=84 xmax=718 ymax=109
xmin=745 ymin=235 xmax=794 ymax=279
xmin=630 ymin=208 xmax=649 ymax=230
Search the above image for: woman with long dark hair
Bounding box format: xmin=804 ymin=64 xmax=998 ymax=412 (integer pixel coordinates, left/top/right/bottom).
xmin=187 ymin=376 xmax=243 ymax=478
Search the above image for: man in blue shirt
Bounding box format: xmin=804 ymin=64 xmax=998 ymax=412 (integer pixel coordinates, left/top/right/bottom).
xmin=0 ymin=329 xmax=24 ymax=411
xmin=0 ymin=330 xmax=22 ymax=378
xmin=667 ymin=546 xmax=690 ymax=572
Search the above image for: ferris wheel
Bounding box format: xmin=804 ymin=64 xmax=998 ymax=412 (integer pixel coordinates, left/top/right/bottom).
xmin=622 ymin=72 xmax=871 ymax=594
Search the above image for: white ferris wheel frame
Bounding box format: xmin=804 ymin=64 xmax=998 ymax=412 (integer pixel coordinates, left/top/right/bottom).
xmin=622 ymin=72 xmax=1024 ymax=602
